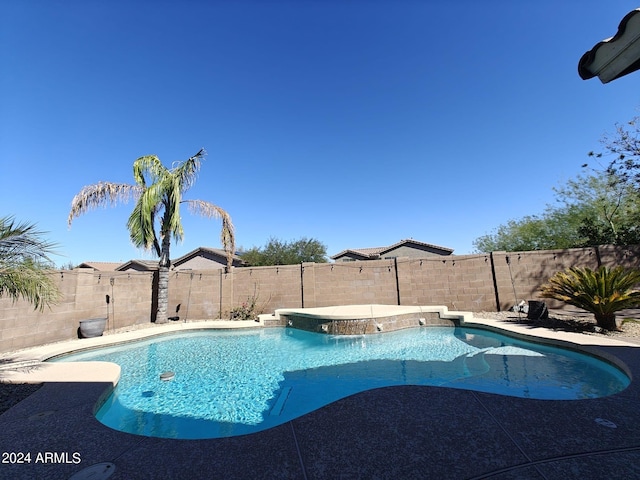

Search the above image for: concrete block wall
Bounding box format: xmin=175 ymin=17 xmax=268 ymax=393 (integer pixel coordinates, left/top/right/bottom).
xmin=103 ymin=271 xmax=155 ymax=330
xmin=190 ymin=244 xmax=640 ymax=316
xmin=230 ymin=264 xmax=302 ymax=313
xmin=3 ymin=244 xmax=640 ymax=353
xmin=309 ymin=261 xmax=398 ymax=307
xmin=598 ymin=244 xmax=640 ymax=268
xmin=168 ymin=270 xmax=222 ymax=321
xmin=398 ymin=254 xmax=497 ymax=311
xmin=0 ymin=270 xmax=153 ymax=353
xmin=491 ymin=248 xmax=600 ymax=310
xmin=301 ymin=262 xmax=316 ymax=307
xmin=166 ymin=264 xmax=305 ymax=321
xmin=0 ymin=272 xmax=75 ymax=353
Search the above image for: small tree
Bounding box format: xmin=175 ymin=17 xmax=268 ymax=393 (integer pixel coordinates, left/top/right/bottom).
xmin=472 ymin=214 xmax=581 ymax=253
xmin=539 ymin=265 xmax=640 ymax=331
xmin=589 ymin=115 xmax=640 ymax=190
xmin=0 ymin=216 xmax=60 ymax=311
xmin=473 ymin=171 xmax=640 ymax=252
xmin=239 ymin=237 xmax=328 ymax=266
xmin=555 ymin=171 xmax=640 ymax=246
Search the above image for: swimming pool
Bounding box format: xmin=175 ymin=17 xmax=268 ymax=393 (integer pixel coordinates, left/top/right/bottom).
xmin=53 ymin=326 xmax=630 ymax=439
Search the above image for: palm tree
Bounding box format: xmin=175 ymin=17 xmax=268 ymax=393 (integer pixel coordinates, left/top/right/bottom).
xmin=68 ymin=149 xmax=235 ymax=323
xmin=540 ymin=265 xmax=640 ymax=331
xmin=0 ymin=216 xmax=60 ymax=311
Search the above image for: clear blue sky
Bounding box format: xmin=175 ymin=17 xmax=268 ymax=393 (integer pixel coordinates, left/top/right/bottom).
xmin=2 ymin=0 xmax=639 ymax=267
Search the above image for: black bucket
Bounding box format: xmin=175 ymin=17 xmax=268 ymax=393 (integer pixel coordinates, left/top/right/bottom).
xmin=527 ymin=301 xmax=549 ymax=320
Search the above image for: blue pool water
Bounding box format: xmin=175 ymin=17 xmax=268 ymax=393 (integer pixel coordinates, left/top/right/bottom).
xmin=53 ymin=326 xmax=630 ymax=439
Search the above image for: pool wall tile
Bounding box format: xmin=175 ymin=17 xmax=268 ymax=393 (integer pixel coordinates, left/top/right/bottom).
xmin=279 ymin=311 xmax=452 ymax=335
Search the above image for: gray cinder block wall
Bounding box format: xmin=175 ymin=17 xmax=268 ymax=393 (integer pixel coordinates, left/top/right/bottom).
xmin=2 ymin=244 xmax=639 ymax=353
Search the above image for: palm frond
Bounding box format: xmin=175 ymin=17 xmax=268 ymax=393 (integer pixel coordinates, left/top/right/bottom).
xmin=68 ymin=182 xmax=141 ymax=226
xmin=0 ymin=264 xmax=60 ymax=311
xmin=0 ymin=217 xmax=60 ymax=311
xmin=540 ymin=266 xmax=640 ymax=317
xmin=172 ymin=148 xmax=205 ymax=193
xmin=0 ymin=216 xmax=59 ymax=265
xmin=133 ymin=155 xmax=168 ymax=188
xmin=127 ymin=182 xmax=164 ymax=253
xmin=185 ymin=199 xmax=236 ymax=266
xmin=164 ymin=175 xmax=184 ymax=242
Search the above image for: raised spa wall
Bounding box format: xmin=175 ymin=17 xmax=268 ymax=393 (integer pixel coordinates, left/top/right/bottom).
xmin=270 ymin=311 xmax=455 ymax=335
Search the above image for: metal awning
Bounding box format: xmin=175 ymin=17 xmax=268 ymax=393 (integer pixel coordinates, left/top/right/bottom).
xmin=579 ymin=8 xmax=640 ymax=83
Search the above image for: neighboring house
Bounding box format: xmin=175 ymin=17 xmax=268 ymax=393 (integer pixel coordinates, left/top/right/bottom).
xmin=116 ymin=260 xmax=160 ymax=272
xmin=75 ymin=262 xmax=122 ymax=271
xmin=114 ymin=247 xmax=244 ymax=272
xmin=172 ymin=247 xmax=244 ymax=270
xmin=78 ymin=248 xmax=243 ymax=274
xmin=331 ymin=239 xmax=453 ymax=262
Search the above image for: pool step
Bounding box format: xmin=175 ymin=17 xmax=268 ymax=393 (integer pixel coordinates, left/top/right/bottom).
xmin=270 ymin=387 xmax=292 ymax=416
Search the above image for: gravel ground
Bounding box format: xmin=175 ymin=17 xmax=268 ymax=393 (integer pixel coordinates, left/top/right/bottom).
xmin=2 ymin=311 xmax=639 ymax=415
xmin=472 ymin=309 xmax=640 ymax=341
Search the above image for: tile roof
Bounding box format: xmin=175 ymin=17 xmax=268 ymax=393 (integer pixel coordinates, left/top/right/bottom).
xmin=173 ymin=247 xmax=243 ymax=266
xmin=115 ymin=260 xmax=160 ymax=271
xmin=79 ymin=247 xmax=243 ymax=272
xmin=380 ymin=239 xmax=454 ymax=255
xmin=75 ymin=262 xmax=123 ymax=271
xmin=331 ymin=239 xmax=453 ymax=260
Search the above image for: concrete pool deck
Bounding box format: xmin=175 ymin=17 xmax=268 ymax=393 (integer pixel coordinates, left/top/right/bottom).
xmin=1 ymin=306 xmax=640 ymax=479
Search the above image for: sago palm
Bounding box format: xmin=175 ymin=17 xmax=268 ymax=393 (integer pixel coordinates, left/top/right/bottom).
xmin=68 ymin=149 xmax=235 ymax=323
xmin=539 ymin=265 xmax=640 ymax=331
xmin=0 ymin=216 xmax=60 ymax=311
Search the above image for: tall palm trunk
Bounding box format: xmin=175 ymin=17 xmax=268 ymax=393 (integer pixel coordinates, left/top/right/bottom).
xmin=155 ymin=234 xmax=171 ymax=324
xmin=68 ymin=151 xmax=235 ymax=326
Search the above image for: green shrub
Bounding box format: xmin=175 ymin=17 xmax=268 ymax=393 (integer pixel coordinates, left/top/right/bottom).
xmin=540 ymin=265 xmax=640 ymax=331
xmin=229 ymin=294 xmax=259 ymax=321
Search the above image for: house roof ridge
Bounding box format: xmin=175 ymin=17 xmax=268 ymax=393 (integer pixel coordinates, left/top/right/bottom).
xmin=172 ymin=246 xmax=242 ymax=265
xmin=382 ymin=238 xmax=454 ymax=254
xmin=75 ymin=261 xmax=123 ymax=271
xmin=330 ymin=239 xmax=453 ymax=260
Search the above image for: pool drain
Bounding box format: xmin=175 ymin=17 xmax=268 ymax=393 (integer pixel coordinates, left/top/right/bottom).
xmin=160 ymin=371 xmax=175 ymax=381
xmin=68 ymin=462 xmax=115 ymax=480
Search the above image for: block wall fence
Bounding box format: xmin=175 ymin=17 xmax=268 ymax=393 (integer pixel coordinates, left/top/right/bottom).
xmin=2 ymin=244 xmax=640 ymax=353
